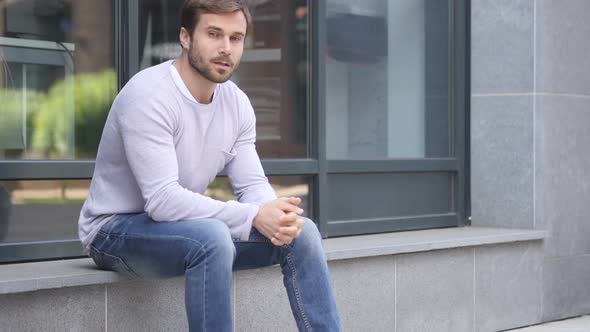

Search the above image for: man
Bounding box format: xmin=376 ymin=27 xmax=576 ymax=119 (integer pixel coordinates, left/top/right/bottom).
xmin=78 ymin=0 xmax=341 ymax=331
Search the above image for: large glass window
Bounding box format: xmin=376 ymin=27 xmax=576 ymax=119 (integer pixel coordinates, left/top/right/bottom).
xmin=137 ymin=0 xmax=309 ymax=158
xmin=0 ymin=0 xmax=468 ymax=263
xmin=325 ymin=0 xmax=451 ymax=159
xmin=318 ymin=0 xmax=467 ymax=236
xmin=0 ymin=0 xmax=117 ymax=160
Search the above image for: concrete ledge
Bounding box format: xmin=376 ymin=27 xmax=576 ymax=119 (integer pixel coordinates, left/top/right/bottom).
xmin=323 ymin=226 xmax=547 ymax=260
xmin=0 ymin=226 xmax=546 ymax=295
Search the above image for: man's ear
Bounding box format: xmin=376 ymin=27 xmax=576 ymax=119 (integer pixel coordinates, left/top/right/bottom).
xmin=179 ymin=27 xmax=191 ymax=50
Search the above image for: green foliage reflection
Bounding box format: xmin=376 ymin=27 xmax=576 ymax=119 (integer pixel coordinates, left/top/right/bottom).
xmin=31 ymin=69 xmax=116 ymax=158
xmin=0 ymin=69 xmax=116 ymax=158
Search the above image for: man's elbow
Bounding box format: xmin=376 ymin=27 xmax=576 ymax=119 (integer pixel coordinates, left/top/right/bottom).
xmin=144 ymin=197 xmax=175 ymax=222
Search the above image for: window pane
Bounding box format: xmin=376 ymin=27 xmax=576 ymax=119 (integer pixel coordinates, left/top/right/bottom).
xmin=325 ymin=0 xmax=451 ymax=159
xmin=137 ymin=0 xmax=309 ymax=158
xmin=0 ymin=180 xmax=89 ymax=243
xmin=206 ymin=176 xmax=312 ymax=217
xmin=0 ymin=0 xmax=117 ymax=160
xmin=327 ymin=172 xmax=454 ymax=222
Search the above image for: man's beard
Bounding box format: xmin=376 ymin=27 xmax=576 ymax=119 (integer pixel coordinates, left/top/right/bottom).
xmin=187 ymin=42 xmax=236 ymax=84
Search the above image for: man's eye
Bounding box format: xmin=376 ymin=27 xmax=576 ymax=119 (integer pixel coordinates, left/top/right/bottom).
xmin=231 ymin=36 xmax=243 ymax=42
xmin=208 ymin=32 xmax=219 ymax=38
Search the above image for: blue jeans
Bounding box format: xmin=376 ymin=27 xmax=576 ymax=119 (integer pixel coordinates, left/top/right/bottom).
xmin=88 ymin=213 xmax=341 ymax=332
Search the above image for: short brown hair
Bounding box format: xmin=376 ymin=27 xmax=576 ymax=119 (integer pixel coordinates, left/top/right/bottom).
xmin=180 ymin=0 xmax=251 ymax=37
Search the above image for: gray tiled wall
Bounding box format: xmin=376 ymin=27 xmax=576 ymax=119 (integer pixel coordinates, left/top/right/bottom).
xmin=470 ymin=0 xmax=535 ymax=230
xmin=535 ymin=0 xmax=590 ymax=321
xmin=472 ymin=0 xmax=590 ymax=324
xmin=471 ymin=95 xmax=534 ymax=229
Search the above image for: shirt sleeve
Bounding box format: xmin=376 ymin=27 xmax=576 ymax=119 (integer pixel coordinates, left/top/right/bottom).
xmin=225 ymin=98 xmax=277 ymax=206
xmin=117 ymin=97 xmax=257 ymax=241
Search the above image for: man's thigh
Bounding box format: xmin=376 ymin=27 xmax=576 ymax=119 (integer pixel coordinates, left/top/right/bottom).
xmin=90 ymin=213 xmax=233 ymax=278
xmin=233 ymin=227 xmax=280 ymax=271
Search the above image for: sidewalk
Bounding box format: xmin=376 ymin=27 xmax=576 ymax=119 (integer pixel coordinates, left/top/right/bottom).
xmin=507 ymin=315 xmax=590 ymax=331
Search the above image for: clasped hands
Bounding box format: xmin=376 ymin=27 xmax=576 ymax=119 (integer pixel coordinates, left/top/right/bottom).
xmin=252 ymin=197 xmax=305 ymax=246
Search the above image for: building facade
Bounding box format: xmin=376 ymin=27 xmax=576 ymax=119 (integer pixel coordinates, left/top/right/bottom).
xmin=0 ymin=0 xmax=589 ymax=331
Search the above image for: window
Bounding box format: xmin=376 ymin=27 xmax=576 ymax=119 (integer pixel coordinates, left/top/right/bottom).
xmin=0 ymin=0 xmax=468 ymax=263
xmin=316 ymin=0 xmax=469 ymax=236
xmin=0 ymin=0 xmax=117 ymax=262
xmin=0 ymin=0 xmax=117 ymax=160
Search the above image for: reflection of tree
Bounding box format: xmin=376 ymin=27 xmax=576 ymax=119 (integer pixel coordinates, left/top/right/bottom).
xmin=0 ymin=90 xmax=44 ymax=154
xmin=31 ymin=69 xmax=116 ymax=158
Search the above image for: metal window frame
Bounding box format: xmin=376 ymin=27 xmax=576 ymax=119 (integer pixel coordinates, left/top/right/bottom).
xmin=0 ymin=0 xmax=470 ymax=263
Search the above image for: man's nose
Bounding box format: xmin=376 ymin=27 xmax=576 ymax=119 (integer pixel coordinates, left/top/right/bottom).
xmin=219 ymin=38 xmax=231 ymax=56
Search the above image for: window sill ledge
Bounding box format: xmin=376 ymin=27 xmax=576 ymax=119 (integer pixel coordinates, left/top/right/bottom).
xmin=323 ymin=226 xmax=547 ymax=261
xmin=0 ymin=226 xmax=546 ymax=295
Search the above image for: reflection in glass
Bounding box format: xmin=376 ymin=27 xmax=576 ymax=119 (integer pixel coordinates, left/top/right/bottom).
xmin=325 ymin=0 xmax=451 ymax=159
xmin=137 ymin=0 xmax=309 ymax=158
xmin=0 ymin=180 xmax=90 ymax=243
xmin=206 ymin=176 xmax=311 ymax=216
xmin=0 ymin=0 xmax=117 ymax=160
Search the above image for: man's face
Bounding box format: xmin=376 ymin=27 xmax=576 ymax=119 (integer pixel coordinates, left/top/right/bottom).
xmin=184 ymin=11 xmax=247 ymax=84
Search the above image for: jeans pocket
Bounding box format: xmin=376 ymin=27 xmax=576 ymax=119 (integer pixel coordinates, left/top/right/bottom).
xmin=89 ymin=245 xmax=138 ymax=278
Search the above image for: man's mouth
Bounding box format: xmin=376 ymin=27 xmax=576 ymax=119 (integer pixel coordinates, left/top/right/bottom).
xmin=212 ymin=61 xmax=231 ymax=69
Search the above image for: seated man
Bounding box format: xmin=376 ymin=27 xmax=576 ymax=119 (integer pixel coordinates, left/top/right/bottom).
xmin=78 ymin=0 xmax=341 ymax=331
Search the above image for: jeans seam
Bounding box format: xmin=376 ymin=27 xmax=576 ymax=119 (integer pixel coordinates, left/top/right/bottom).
xmin=286 ymin=251 xmax=312 ymax=332
xmin=204 ymin=247 xmax=208 ymax=332
xmin=89 ymin=244 xmax=139 ymax=278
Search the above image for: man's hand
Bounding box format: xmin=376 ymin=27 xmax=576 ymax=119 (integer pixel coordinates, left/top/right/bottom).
xmin=253 ymin=197 xmax=305 ymax=246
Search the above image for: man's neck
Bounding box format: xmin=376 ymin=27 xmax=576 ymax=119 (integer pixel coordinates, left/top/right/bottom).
xmin=173 ymin=55 xmax=216 ymax=104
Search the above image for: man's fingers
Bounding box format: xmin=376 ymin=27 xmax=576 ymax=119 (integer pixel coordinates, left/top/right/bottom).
xmin=271 ymin=237 xmax=285 ymax=246
xmin=294 ymin=217 xmax=305 ymax=229
xmin=280 ymin=212 xmax=298 ymax=225
xmin=273 ymin=233 xmax=292 ymax=245
xmin=279 ymin=226 xmax=298 ymax=238
xmin=278 ymin=201 xmax=304 ymax=215
xmin=280 ymin=196 xmax=301 ymax=205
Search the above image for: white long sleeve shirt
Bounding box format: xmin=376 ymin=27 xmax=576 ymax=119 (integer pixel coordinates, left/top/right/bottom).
xmin=78 ymin=60 xmax=276 ymax=251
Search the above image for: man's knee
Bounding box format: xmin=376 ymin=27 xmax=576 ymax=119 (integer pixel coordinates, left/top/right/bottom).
xmin=184 ymin=219 xmax=235 ymax=265
xmin=294 ymin=217 xmax=323 ymax=253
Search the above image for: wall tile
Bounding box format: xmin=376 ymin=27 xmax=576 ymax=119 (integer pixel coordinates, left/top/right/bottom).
xmin=107 ymin=278 xmax=188 ymax=331
xmin=535 ymin=95 xmax=590 ymax=257
xmin=0 ymin=285 xmax=104 ymax=331
xmin=543 ymin=255 xmax=590 ymax=321
xmin=471 ymin=95 xmax=534 ymax=228
xmin=396 ymin=248 xmax=474 ymax=332
xmin=330 ymin=256 xmax=396 ymax=331
xmin=474 ymin=242 xmax=543 ymax=331
xmin=472 ymin=0 xmax=534 ymax=93
xmin=536 ymin=0 xmax=590 ymax=95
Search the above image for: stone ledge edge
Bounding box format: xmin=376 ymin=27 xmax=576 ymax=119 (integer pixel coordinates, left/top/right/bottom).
xmin=324 ymin=227 xmax=547 ymax=260
xmin=0 ymin=227 xmax=547 ymax=295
